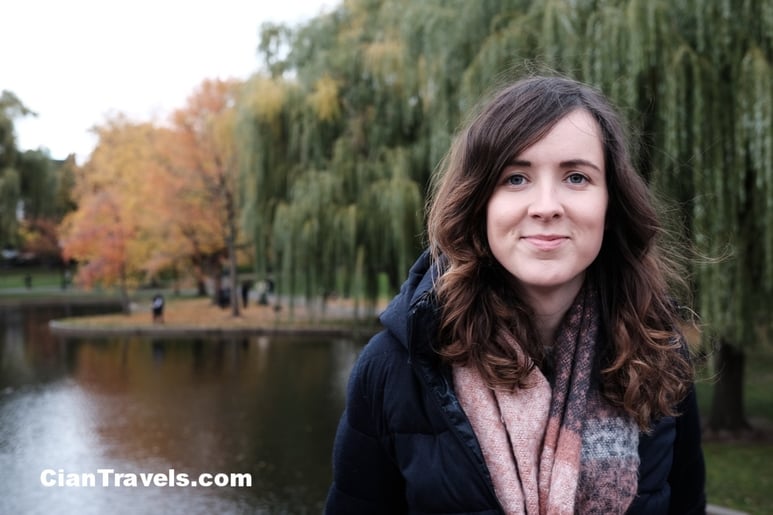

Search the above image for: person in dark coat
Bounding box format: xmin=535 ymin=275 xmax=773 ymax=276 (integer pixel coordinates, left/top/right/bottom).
xmin=151 ymin=293 xmax=165 ymax=323
xmin=326 ymin=76 xmax=706 ymax=514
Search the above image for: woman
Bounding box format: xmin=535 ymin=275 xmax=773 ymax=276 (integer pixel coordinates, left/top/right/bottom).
xmin=325 ymin=76 xmax=706 ymax=514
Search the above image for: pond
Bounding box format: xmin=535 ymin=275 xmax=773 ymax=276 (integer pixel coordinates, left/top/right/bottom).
xmin=0 ymin=303 xmax=366 ymax=514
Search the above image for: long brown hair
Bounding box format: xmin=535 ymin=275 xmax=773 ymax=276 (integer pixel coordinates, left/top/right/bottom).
xmin=426 ymin=75 xmax=691 ymax=429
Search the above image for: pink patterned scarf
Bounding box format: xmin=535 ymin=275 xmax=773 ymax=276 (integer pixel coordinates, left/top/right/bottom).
xmin=453 ymin=286 xmax=639 ymax=514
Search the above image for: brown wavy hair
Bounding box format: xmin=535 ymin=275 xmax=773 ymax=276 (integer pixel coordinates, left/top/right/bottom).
xmin=426 ymin=75 xmax=692 ymax=429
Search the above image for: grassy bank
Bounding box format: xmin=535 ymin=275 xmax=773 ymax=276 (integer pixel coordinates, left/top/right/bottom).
xmin=0 ymin=266 xmax=66 ymax=290
xmin=697 ymin=345 xmax=773 ymax=514
xmin=48 ymin=293 xmax=383 ymax=334
xmin=704 ymin=441 xmax=773 ymax=513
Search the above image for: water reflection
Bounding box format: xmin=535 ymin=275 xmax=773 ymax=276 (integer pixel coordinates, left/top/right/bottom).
xmin=0 ymin=305 xmax=366 ymax=514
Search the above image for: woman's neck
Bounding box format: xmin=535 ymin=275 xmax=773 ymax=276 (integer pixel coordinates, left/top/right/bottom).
xmin=521 ymin=277 xmax=584 ymax=347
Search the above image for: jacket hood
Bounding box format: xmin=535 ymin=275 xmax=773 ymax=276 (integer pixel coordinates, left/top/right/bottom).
xmin=379 ymin=249 xmax=439 ymax=350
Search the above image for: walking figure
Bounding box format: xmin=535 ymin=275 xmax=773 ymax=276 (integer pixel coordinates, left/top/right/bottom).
xmin=152 ymin=293 xmax=165 ymax=323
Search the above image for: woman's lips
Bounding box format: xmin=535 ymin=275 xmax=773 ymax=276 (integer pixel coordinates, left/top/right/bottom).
xmin=522 ymin=235 xmax=568 ymax=251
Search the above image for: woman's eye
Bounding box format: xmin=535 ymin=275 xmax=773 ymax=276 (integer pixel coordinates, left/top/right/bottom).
xmin=567 ymin=173 xmax=588 ymax=185
xmin=506 ymin=174 xmax=526 ymax=186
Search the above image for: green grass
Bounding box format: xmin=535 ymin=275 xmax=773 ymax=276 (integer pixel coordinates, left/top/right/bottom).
xmin=704 ymin=442 xmax=773 ymax=514
xmin=0 ymin=267 xmax=65 ymax=290
xmin=697 ymin=345 xmax=773 ymax=513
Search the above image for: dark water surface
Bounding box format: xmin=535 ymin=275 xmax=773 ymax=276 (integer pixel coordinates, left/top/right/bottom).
xmin=0 ymin=304 xmax=365 ymax=514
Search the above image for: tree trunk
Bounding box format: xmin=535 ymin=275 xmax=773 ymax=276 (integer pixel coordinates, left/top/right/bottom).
xmin=119 ymin=272 xmax=131 ymax=315
xmin=227 ymin=232 xmax=240 ymax=317
xmin=212 ymin=273 xmax=223 ymax=306
xmin=708 ymin=338 xmax=751 ymax=434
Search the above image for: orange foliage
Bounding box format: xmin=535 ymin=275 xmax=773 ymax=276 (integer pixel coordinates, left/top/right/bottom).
xmin=163 ymin=78 xmax=247 ymax=281
xmin=19 ymin=217 xmax=62 ymax=262
xmin=59 ymin=116 xmax=169 ymax=289
xmin=57 ymin=78 xmax=248 ymax=294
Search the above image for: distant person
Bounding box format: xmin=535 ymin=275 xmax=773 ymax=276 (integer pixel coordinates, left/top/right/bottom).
xmin=257 ymin=280 xmax=269 ymax=306
xmin=152 ymin=293 xmax=165 ymax=323
xmin=241 ymin=280 xmax=253 ymax=308
xmin=218 ymin=287 xmax=230 ymax=308
xmin=326 ymin=76 xmax=705 ymax=514
xmin=257 ymin=275 xmax=275 ymax=306
xmin=24 ymin=274 xmax=32 ymax=289
xmin=61 ymin=269 xmax=71 ymax=290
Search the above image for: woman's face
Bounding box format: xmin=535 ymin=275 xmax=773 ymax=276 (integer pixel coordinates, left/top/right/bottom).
xmin=485 ymin=109 xmax=608 ymax=306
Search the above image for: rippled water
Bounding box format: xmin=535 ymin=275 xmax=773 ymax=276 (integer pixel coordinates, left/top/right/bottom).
xmin=0 ymin=304 xmax=365 ymax=514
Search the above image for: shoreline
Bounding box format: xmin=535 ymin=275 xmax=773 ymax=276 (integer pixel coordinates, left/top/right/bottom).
xmin=47 ymin=319 xmax=381 ymax=339
xmin=0 ymin=294 xmax=124 ymax=308
xmin=13 ymin=292 xmax=386 ymax=339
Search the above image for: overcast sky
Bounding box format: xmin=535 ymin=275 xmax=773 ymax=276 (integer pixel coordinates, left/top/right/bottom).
xmin=2 ymin=0 xmax=334 ymax=162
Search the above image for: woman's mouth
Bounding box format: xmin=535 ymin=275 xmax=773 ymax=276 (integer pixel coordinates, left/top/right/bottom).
xmin=522 ymin=235 xmax=568 ymax=251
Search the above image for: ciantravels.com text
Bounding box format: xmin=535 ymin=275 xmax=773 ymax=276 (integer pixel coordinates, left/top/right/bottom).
xmin=40 ymin=468 xmax=252 ymax=488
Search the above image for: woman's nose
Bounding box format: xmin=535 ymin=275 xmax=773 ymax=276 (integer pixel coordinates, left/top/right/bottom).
xmin=527 ymin=183 xmax=564 ymax=219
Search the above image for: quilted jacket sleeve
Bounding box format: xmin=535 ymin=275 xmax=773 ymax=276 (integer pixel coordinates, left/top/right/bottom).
xmin=325 ymin=332 xmax=407 ymax=514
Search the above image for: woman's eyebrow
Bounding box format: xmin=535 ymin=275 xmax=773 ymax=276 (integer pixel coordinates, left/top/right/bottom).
xmin=560 ymin=159 xmax=602 ymax=172
xmin=505 ymin=159 xmax=531 ymax=168
xmin=505 ymin=158 xmax=602 ymax=172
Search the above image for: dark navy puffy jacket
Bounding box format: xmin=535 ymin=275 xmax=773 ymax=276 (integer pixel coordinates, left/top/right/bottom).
xmin=326 ymin=251 xmax=706 ymax=514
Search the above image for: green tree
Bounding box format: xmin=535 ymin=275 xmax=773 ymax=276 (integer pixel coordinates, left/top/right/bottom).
xmin=238 ymin=1 xmax=431 ymax=313
xmin=236 ymin=0 xmax=771 ymax=431
xmin=650 ymin=0 xmax=772 ymax=433
xmin=18 ymin=149 xmax=56 ymax=220
xmin=0 ymin=91 xmax=75 ymax=259
xmin=0 ymin=90 xmax=34 ymax=248
xmin=16 ymin=150 xmax=67 ymax=266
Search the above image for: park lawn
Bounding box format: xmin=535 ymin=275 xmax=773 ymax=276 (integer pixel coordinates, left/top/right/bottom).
xmin=704 ymin=441 xmax=773 ymax=514
xmin=0 ymin=267 xmax=64 ymax=289
xmin=698 ymin=344 xmax=773 ymax=513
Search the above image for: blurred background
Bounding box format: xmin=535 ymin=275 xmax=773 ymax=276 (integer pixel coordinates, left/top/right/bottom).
xmin=1 ymin=0 xmax=771 ymax=513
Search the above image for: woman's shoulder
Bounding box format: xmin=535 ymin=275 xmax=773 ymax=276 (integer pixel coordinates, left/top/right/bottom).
xmin=351 ymin=328 xmax=411 ymax=384
xmin=344 ymin=328 xmax=428 ymax=434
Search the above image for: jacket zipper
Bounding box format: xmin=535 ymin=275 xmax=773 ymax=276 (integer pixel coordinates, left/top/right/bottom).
xmin=407 ymin=297 xmax=506 ymax=514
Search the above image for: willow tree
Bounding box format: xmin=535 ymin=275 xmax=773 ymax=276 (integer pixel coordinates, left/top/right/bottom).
xmin=651 ymin=0 xmax=773 ymax=433
xmin=238 ymin=75 xmax=304 ymax=295
xmin=236 ymin=0 xmax=771 ymax=429
xmin=576 ymin=0 xmax=771 ymax=432
xmin=439 ymin=0 xmax=772 ymax=433
xmin=426 ymin=0 xmax=773 ymax=433
xmin=238 ymin=1 xmax=429 ymax=312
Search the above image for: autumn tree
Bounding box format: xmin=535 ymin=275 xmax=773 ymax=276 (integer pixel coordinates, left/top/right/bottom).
xmin=18 ymin=217 xmax=62 ymax=268
xmin=170 ymin=78 xmax=246 ymax=316
xmin=151 ymin=124 xmax=231 ymax=298
xmin=59 ymin=116 xmax=170 ymax=311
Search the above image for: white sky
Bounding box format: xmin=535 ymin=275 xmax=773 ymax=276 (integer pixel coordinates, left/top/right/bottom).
xmin=2 ymin=0 xmax=335 ymax=163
